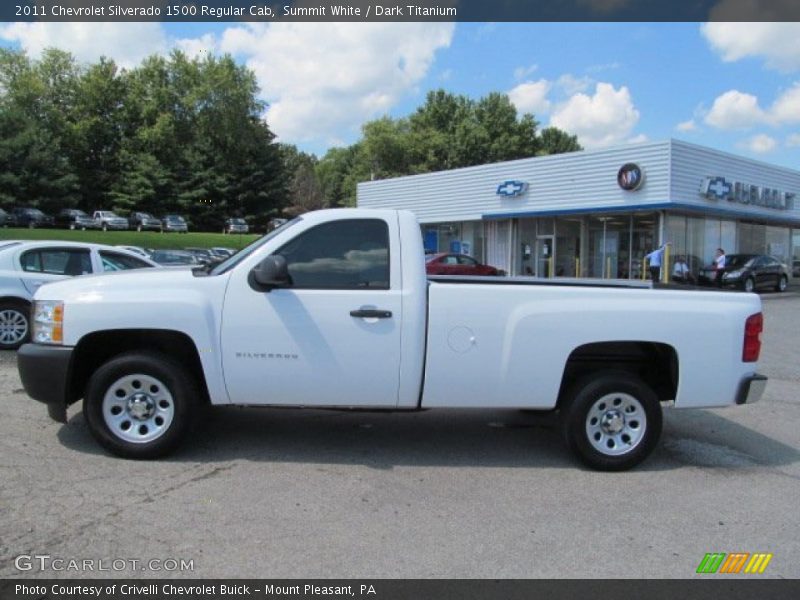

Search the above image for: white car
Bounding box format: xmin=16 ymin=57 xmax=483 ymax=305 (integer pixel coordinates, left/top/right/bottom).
xmin=0 ymin=241 xmax=157 ymax=350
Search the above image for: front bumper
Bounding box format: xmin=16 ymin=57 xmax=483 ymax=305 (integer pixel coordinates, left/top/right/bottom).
xmin=735 ymin=374 xmax=768 ymax=405
xmin=17 ymin=343 xmax=74 ymax=423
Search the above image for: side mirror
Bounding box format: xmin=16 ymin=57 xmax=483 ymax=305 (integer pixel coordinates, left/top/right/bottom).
xmin=249 ymin=255 xmax=289 ymax=291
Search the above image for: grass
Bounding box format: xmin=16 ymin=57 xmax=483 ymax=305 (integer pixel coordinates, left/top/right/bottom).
xmin=0 ymin=227 xmax=261 ymax=251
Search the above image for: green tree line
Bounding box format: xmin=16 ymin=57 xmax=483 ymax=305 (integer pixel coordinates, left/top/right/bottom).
xmin=1 ymin=48 xmax=581 ymax=228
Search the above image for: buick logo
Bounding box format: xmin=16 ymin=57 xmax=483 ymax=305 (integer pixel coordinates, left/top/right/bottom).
xmin=617 ymin=163 xmax=644 ymax=191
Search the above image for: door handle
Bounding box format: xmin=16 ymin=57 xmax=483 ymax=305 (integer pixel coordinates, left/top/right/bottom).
xmin=350 ymin=309 xmax=392 ymax=319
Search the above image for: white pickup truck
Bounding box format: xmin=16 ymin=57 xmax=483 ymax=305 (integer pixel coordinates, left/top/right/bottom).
xmin=18 ymin=209 xmax=767 ymax=470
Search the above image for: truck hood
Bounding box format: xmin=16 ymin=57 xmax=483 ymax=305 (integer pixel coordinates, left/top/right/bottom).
xmin=33 ymin=267 xmax=207 ymax=302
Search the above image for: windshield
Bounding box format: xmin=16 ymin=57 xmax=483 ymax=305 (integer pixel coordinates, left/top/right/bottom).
xmin=726 ymin=255 xmax=755 ymax=268
xmin=165 ymin=215 xmax=184 ymax=222
xmin=210 ymin=217 xmax=301 ymax=276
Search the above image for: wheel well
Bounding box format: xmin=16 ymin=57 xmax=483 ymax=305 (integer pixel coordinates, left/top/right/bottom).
xmin=558 ymin=341 xmax=678 ymax=406
xmin=0 ymin=296 xmax=31 ymax=307
xmin=68 ymin=330 xmax=209 ymax=407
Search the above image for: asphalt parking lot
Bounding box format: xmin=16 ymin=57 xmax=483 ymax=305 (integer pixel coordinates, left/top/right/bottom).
xmin=1 ymin=290 xmax=798 ymax=580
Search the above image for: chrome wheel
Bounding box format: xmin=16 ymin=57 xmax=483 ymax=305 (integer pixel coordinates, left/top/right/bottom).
xmin=778 ymin=276 xmax=787 ymax=292
xmin=585 ymin=392 xmax=647 ymax=456
xmin=744 ymin=277 xmax=755 ymax=293
xmin=102 ymin=373 xmax=175 ymax=444
xmin=0 ymin=308 xmax=29 ymax=347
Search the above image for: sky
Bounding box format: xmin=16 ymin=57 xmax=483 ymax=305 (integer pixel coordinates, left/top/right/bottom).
xmin=1 ymin=21 xmax=800 ymax=169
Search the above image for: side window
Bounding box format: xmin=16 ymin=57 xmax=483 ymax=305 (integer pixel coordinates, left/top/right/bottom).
xmin=99 ymin=251 xmax=152 ymax=272
xmin=276 ymin=219 xmax=390 ymax=289
xmin=442 ymin=255 xmax=458 ymax=265
xmin=21 ymin=249 xmax=91 ymax=275
xmin=457 ymin=256 xmax=478 ymax=266
xmin=20 ymin=251 xmax=42 ymax=272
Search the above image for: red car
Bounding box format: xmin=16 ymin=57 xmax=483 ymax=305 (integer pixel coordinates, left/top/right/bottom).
xmin=425 ymin=253 xmax=499 ymax=276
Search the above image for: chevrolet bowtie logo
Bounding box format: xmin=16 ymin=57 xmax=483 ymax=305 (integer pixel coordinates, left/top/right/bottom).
xmin=496 ymin=180 xmax=528 ymax=197
xmin=702 ymin=176 xmax=733 ymax=200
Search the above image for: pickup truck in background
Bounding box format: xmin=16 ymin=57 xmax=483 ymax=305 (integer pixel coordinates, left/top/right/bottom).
xmin=93 ymin=211 xmax=129 ymax=231
xmin=17 ymin=209 xmax=767 ymax=470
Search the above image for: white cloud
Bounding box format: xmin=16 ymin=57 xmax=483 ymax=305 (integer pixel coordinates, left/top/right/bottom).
xmin=220 ymin=22 xmax=454 ymax=145
xmin=704 ymin=90 xmax=767 ymax=129
xmin=701 ymin=22 xmax=800 ymax=72
xmin=787 ymin=133 xmax=800 ymax=147
xmin=513 ymin=64 xmax=538 ymax=81
xmin=770 ymin=84 xmax=800 ymax=124
xmin=737 ymin=133 xmax=778 ymax=154
xmin=508 ymin=79 xmax=552 ymax=115
xmin=556 ymin=74 xmax=593 ymax=96
xmin=549 ymin=82 xmax=641 ymax=148
xmin=704 ymin=84 xmax=800 ymax=130
xmin=0 ymin=22 xmax=167 ymax=69
xmin=175 ymin=33 xmax=217 ymax=59
xmin=676 ymin=119 xmax=697 ymax=132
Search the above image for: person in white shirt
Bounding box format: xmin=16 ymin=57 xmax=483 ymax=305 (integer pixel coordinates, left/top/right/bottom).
xmin=644 ymin=242 xmax=671 ymax=283
xmin=673 ymin=256 xmax=692 ymax=283
xmin=713 ymin=248 xmax=726 ymax=287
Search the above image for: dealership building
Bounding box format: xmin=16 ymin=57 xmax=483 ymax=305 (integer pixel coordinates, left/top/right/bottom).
xmin=357 ymin=139 xmax=800 ymax=280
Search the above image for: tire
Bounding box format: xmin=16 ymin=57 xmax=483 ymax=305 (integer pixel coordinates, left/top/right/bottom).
xmin=102 ymin=224 xmax=108 ymax=232
xmin=83 ymin=352 xmax=200 ymax=459
xmin=743 ymin=277 xmax=755 ymax=293
xmin=560 ymin=372 xmax=662 ymax=471
xmin=69 ymin=223 xmax=76 ymax=230
xmin=27 ymin=222 xmax=35 ymax=229
xmin=776 ymin=275 xmax=787 ymax=293
xmin=0 ymin=301 xmax=31 ymax=350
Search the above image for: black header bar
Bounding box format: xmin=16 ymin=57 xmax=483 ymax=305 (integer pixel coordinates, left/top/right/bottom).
xmin=5 ymin=0 xmax=800 ymax=22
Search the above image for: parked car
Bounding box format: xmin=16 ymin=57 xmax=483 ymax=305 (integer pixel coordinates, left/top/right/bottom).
xmin=149 ymin=249 xmax=200 ymax=266
xmin=55 ymin=208 xmax=99 ymax=230
xmin=184 ymin=247 xmax=217 ymax=266
xmin=0 ymin=208 xmax=15 ymax=227
xmin=11 ymin=207 xmax=54 ymax=229
xmin=698 ymin=254 xmax=789 ymax=292
xmin=209 ymin=247 xmax=236 ymax=259
xmin=115 ymin=245 xmax=152 ymax=259
xmin=0 ymin=241 xmax=157 ymax=349
xmin=92 ymin=211 xmax=128 ymax=231
xmin=128 ymin=211 xmax=162 ymax=232
xmin=161 ymin=215 xmax=188 ymax=233
xmin=425 ymin=253 xmax=500 ymax=276
xmin=223 ymin=218 xmax=249 ymax=234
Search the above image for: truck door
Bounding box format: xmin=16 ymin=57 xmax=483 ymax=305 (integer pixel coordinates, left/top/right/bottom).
xmin=220 ymin=218 xmax=402 ymax=407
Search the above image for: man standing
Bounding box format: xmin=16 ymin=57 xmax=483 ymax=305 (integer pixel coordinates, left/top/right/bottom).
xmin=713 ymin=248 xmax=726 ymax=287
xmin=645 ymin=242 xmax=671 ymax=283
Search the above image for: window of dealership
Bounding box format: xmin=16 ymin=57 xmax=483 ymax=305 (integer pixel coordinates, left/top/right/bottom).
xmin=358 ymin=140 xmax=800 ymax=280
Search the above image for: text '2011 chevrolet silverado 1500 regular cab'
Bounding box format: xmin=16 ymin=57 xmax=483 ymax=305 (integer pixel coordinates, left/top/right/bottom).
xmin=18 ymin=209 xmax=767 ymax=470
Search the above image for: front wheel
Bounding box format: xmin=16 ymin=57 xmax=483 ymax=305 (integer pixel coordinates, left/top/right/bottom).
xmin=0 ymin=301 xmax=30 ymax=350
xmin=560 ymin=372 xmax=662 ymax=471
xmin=743 ymin=277 xmax=755 ymax=293
xmin=776 ymin=275 xmax=787 ymax=292
xmin=83 ymin=352 xmax=199 ymax=459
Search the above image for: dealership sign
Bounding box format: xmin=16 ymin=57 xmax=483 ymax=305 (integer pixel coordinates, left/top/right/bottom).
xmin=617 ymin=163 xmax=645 ymax=191
xmin=701 ymin=176 xmax=795 ymax=210
xmin=496 ymin=180 xmax=528 ymax=197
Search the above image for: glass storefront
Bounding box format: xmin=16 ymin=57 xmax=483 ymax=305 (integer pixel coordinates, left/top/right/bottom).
xmin=437 ymin=213 xmax=796 ymax=281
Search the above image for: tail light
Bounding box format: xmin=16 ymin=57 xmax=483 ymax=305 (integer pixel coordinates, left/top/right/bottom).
xmin=742 ymin=312 xmax=763 ymax=362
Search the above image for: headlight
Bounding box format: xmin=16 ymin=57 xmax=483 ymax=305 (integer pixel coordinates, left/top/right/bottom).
xmin=32 ymin=300 xmax=64 ymax=345
xmin=723 ymin=269 xmax=743 ymax=279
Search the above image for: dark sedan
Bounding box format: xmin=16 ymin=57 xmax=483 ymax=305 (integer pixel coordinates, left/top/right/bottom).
xmin=55 ymin=208 xmax=99 ymax=230
xmin=698 ymin=254 xmax=789 ymax=292
xmin=11 ymin=207 xmax=54 ymax=228
xmin=425 ymin=253 xmax=500 ymax=276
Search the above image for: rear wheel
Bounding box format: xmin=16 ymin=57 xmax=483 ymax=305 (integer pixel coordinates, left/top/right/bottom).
xmin=0 ymin=301 xmax=30 ymax=350
xmin=776 ymin=275 xmax=787 ymax=292
xmin=84 ymin=352 xmax=199 ymax=458
xmin=560 ymin=372 xmax=662 ymax=471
